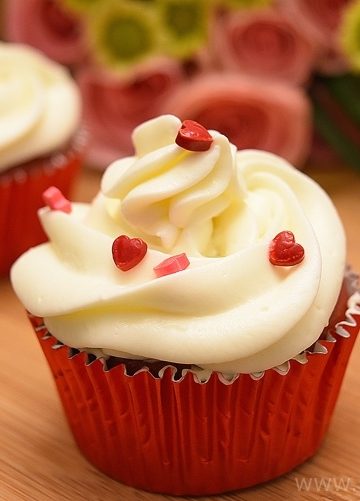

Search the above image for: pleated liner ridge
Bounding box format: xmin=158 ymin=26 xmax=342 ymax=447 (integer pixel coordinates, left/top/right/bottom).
xmin=28 ymin=288 xmax=360 ymax=496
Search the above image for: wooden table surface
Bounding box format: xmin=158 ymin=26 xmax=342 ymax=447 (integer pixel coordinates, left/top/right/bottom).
xmin=1 ymin=164 xmax=360 ymax=501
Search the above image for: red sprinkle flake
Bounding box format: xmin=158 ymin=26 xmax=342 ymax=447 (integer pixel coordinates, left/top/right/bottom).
xmin=154 ymin=253 xmax=190 ymax=278
xmin=112 ymin=235 xmax=147 ymax=271
xmin=269 ymin=231 xmax=305 ymax=266
xmin=175 ymin=120 xmax=213 ymax=152
xmin=42 ymin=186 xmax=72 ymax=213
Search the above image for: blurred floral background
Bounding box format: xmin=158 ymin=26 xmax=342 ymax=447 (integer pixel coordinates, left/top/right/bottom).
xmin=1 ymin=0 xmax=360 ymax=171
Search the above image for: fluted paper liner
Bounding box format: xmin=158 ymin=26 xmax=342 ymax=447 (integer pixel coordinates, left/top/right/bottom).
xmin=28 ymin=272 xmax=360 ymax=496
xmin=0 ymin=130 xmax=86 ymax=275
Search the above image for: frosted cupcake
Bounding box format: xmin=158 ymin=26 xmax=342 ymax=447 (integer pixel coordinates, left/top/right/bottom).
xmin=0 ymin=42 xmax=85 ymax=275
xmin=11 ymin=115 xmax=360 ymax=495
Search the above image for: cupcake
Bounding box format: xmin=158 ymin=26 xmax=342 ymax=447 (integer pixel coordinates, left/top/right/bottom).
xmin=11 ymin=115 xmax=360 ymax=495
xmin=0 ymin=42 xmax=85 ymax=275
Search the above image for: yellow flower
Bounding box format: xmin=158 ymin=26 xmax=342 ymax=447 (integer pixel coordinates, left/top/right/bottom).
xmin=340 ymin=0 xmax=360 ymax=72
xmin=157 ymin=0 xmax=213 ymax=58
xmin=88 ymin=2 xmax=160 ymax=72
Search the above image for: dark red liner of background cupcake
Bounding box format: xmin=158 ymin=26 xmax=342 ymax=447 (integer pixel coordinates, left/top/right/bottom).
xmin=0 ymin=128 xmax=87 ymax=276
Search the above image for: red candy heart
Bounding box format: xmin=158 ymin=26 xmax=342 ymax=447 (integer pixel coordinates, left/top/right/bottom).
xmin=112 ymin=235 xmax=147 ymax=271
xmin=154 ymin=253 xmax=190 ymax=278
xmin=43 ymin=186 xmax=72 ymax=213
xmin=269 ymin=231 xmax=305 ymax=266
xmin=175 ymin=120 xmax=213 ymax=152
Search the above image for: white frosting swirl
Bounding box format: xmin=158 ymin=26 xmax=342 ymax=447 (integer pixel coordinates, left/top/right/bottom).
xmin=11 ymin=115 xmax=346 ymax=374
xmin=101 ymin=115 xmax=244 ymax=256
xmin=0 ymin=43 xmax=81 ymax=172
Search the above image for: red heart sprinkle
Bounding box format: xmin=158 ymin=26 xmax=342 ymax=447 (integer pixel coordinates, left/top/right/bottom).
xmin=154 ymin=253 xmax=190 ymax=278
xmin=175 ymin=120 xmax=213 ymax=152
xmin=43 ymin=186 xmax=72 ymax=213
xmin=112 ymin=235 xmax=147 ymax=271
xmin=269 ymin=231 xmax=305 ymax=266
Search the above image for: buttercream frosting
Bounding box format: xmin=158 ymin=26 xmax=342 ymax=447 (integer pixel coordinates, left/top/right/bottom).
xmin=11 ymin=115 xmax=346 ymax=374
xmin=0 ymin=43 xmax=81 ymax=172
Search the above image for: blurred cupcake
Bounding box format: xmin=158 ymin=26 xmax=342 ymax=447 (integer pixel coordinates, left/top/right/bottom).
xmin=11 ymin=115 xmax=360 ymax=495
xmin=0 ymin=42 xmax=85 ymax=275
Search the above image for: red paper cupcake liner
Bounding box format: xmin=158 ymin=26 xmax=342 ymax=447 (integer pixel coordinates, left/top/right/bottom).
xmin=0 ymin=129 xmax=87 ymax=276
xmin=28 ymin=273 xmax=360 ymax=496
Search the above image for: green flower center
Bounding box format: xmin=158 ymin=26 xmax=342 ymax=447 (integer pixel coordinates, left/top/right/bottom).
xmin=103 ymin=15 xmax=152 ymax=61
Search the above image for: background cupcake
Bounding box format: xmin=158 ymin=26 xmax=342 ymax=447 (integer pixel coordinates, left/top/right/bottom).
xmin=0 ymin=42 xmax=85 ymax=275
xmin=11 ymin=115 xmax=360 ymax=495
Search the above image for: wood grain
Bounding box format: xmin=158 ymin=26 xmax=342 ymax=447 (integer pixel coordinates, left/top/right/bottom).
xmin=1 ymin=164 xmax=360 ymax=501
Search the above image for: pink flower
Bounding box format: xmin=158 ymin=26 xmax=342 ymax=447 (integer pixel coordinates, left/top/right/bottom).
xmin=161 ymin=73 xmax=312 ymax=167
xmin=4 ymin=0 xmax=87 ymax=65
xmin=212 ymin=9 xmax=318 ymax=86
xmin=76 ymin=58 xmax=185 ymax=168
xmin=278 ymin=0 xmax=351 ymax=75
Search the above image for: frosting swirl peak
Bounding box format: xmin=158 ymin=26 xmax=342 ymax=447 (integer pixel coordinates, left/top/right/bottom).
xmin=101 ymin=115 xmax=243 ymax=256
